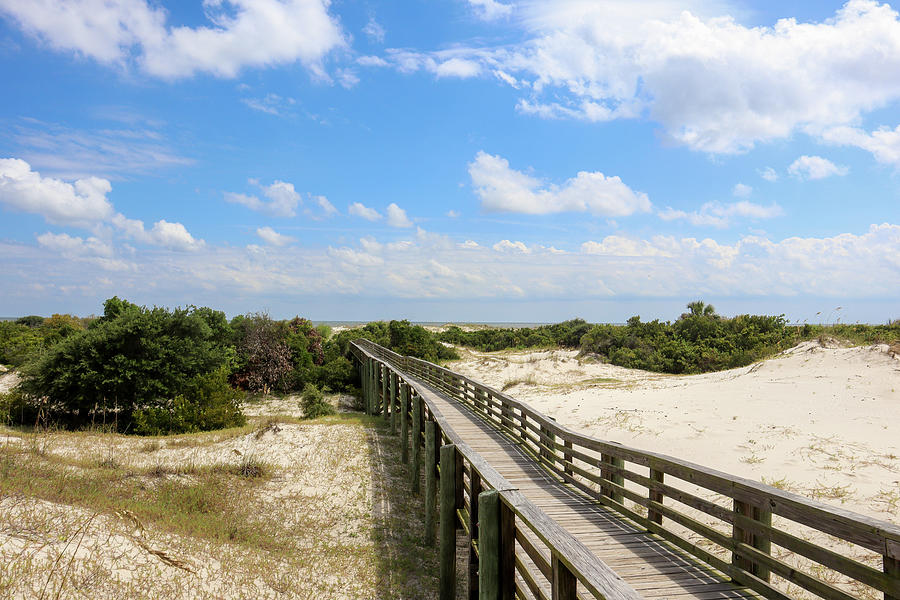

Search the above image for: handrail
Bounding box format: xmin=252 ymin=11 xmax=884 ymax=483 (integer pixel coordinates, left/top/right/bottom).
xmin=352 ymin=339 xmax=644 ymax=600
xmin=352 ymin=339 xmax=900 ymax=600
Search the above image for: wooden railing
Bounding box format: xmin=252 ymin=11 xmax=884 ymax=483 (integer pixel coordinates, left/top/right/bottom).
xmin=350 ymin=339 xmax=900 ymax=600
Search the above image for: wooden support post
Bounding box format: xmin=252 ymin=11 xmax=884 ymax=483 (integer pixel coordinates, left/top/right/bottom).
xmin=519 ymin=412 xmax=527 ymax=441
xmin=381 ymin=365 xmax=389 ymax=421
xmin=424 ymin=420 xmax=437 ymax=546
xmin=499 ymin=499 xmax=515 ymax=600
xmin=500 ymin=399 xmax=510 ymax=430
xmin=885 ymin=555 xmax=899 ymax=600
xmin=552 ymin=555 xmax=578 ymax=600
xmin=369 ymin=359 xmax=377 ymax=415
xmin=478 ymin=490 xmax=500 ymax=600
xmin=649 ymin=469 xmax=664 ymax=525
xmin=468 ymin=471 xmax=481 ymax=600
xmin=411 ymin=396 xmax=422 ymax=493
xmin=563 ymin=440 xmax=573 ymax=476
xmin=600 ymin=454 xmax=624 ymax=504
xmin=439 ymin=444 xmax=457 ymax=600
xmin=733 ymin=500 xmax=772 ymax=581
xmin=455 ymin=448 xmax=465 ymax=527
xmin=400 ymin=382 xmax=409 ymax=464
xmin=390 ymin=372 xmax=398 ymax=434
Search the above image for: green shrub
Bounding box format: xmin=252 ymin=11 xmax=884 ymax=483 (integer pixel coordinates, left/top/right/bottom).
xmin=133 ymin=368 xmax=246 ymax=435
xmin=17 ymin=298 xmax=233 ymax=427
xmin=299 ymin=383 xmax=334 ymax=419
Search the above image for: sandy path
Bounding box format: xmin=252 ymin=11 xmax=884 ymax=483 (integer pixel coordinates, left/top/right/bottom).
xmin=448 ymin=341 xmax=900 ymax=523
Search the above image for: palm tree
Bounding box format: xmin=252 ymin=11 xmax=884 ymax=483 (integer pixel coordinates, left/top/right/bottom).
xmin=683 ymin=301 xmax=718 ymax=319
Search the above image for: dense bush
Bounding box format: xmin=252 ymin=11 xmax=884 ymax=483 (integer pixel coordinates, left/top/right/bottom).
xmin=437 ymin=318 xmax=591 ymax=351
xmin=299 ymin=383 xmax=334 ymax=419
xmin=0 ymin=313 xmax=88 ymax=366
xmin=331 ymin=320 xmax=458 ymax=362
xmin=133 ymin=368 xmax=246 ymax=435
xmin=580 ymin=303 xmax=795 ymax=374
xmin=17 ymin=298 xmax=235 ymax=429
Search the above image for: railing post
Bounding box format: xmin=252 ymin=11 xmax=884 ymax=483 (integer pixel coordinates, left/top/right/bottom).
xmin=552 ymin=555 xmax=577 ymax=600
xmin=381 ymin=364 xmax=389 ymax=421
xmin=499 ymin=498 xmax=515 ymax=600
xmin=440 ymin=444 xmax=457 ymax=600
xmin=886 ymin=555 xmax=899 ymax=600
xmin=411 ymin=395 xmax=422 ymax=493
xmin=468 ymin=471 xmax=481 ymax=600
xmin=732 ymin=500 xmax=772 ymax=582
xmin=390 ymin=372 xmax=398 ymax=434
xmin=455 ymin=447 xmax=465 ymax=528
xmin=400 ymin=382 xmax=410 ymax=464
xmin=425 ymin=420 xmax=437 ymax=546
xmin=540 ymin=423 xmax=554 ymax=465
xmin=600 ymin=454 xmax=624 ymax=504
xmin=649 ymin=469 xmax=664 ymax=525
xmin=519 ymin=411 xmax=527 ymax=441
xmin=478 ymin=490 xmax=500 ymax=600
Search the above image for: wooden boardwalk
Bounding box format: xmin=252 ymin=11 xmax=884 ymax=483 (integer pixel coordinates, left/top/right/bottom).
xmin=406 ymin=368 xmax=756 ymax=600
xmin=352 ymin=340 xmax=900 ymax=600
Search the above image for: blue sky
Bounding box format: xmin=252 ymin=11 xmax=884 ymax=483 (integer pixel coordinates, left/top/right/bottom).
xmin=0 ymin=0 xmax=898 ymax=323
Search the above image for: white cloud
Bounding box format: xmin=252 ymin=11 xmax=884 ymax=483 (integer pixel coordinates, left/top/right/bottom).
xmin=658 ymin=201 xmax=783 ymax=228
xmin=257 ymin=226 xmax=295 ymax=247
xmin=241 ymin=93 xmax=295 ymax=116
xmin=225 ymin=179 xmax=301 ymax=217
xmin=447 ymin=209 xmax=461 ymax=218
xmin=348 ymin=202 xmax=382 ymax=221
xmin=818 ymin=125 xmax=900 ymax=166
xmin=386 ymin=203 xmax=413 ymax=228
xmin=147 ymin=219 xmax=204 ymax=251
xmin=732 ymin=183 xmax=752 ymax=197
xmin=109 ymin=213 xmax=204 ymax=251
xmin=469 ymin=151 xmax=651 ymax=216
xmin=493 ymin=239 xmax=530 ymax=253
xmin=315 ymin=195 xmax=338 ymax=217
xmin=37 ymin=232 xmax=113 ymax=257
xmin=468 ymin=0 xmax=513 ymax=20
xmin=788 ymin=155 xmax=850 ymax=180
xmin=363 ymin=17 xmax=385 ymax=43
xmin=0 ymin=0 xmax=345 ymax=80
xmin=435 ymin=57 xmax=481 ymax=78
xmin=0 ymin=157 xmax=114 ymax=227
xmin=759 ymin=167 xmax=778 ymax=182
xmin=372 ymin=1 xmax=900 ymax=154
xmin=7 ymin=223 xmax=900 ymax=309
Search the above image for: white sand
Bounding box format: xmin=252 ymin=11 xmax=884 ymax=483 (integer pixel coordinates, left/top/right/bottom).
xmin=448 ymin=341 xmax=900 ymax=523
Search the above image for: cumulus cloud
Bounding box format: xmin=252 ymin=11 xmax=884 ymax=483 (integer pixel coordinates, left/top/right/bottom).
xmin=257 ymin=226 xmax=295 ymax=246
xmin=0 ymin=158 xmax=113 ymax=226
xmin=435 ymin=57 xmax=481 ymax=78
xmin=788 ymin=155 xmax=850 ymax=180
xmin=385 ymin=203 xmax=413 ymax=228
xmin=37 ymin=232 xmax=113 ymax=257
xmin=758 ymin=167 xmax=778 ymax=182
xmin=818 ymin=125 xmax=900 ymax=166
xmin=146 ymin=220 xmax=204 ymax=251
xmin=469 ymin=151 xmax=651 ymax=216
xmin=468 ymin=0 xmax=513 ymax=20
xmin=732 ymin=183 xmax=752 ymax=197
xmin=225 ymin=180 xmax=301 ymax=217
xmin=658 ymin=201 xmax=783 ymax=228
xmin=348 ymin=202 xmax=382 ymax=221
xmin=493 ymin=239 xmax=530 ymax=253
xmin=370 ymin=1 xmax=900 ymax=155
xmin=0 ymin=0 xmax=345 ymax=80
